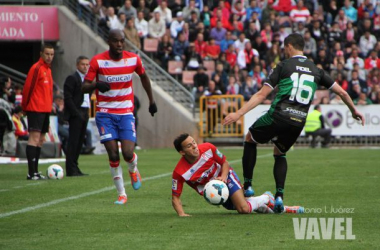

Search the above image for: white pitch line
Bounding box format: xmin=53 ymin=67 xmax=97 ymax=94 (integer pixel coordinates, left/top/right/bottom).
xmin=0 ymin=172 xmax=172 ymax=219
xmin=0 ymin=153 xmax=275 ymax=219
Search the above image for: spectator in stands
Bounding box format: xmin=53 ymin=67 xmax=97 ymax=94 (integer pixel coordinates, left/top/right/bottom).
xmin=205 ymin=38 xmax=220 ymax=60
xmin=231 ymin=1 xmax=247 ymax=22
xmin=170 ymin=12 xmax=185 ymax=38
xmin=268 ymin=11 xmax=280 ymax=33
xmin=210 ymin=20 xmax=227 ymax=46
xmin=148 ymin=10 xmax=166 ymax=40
xmin=226 ymin=44 xmax=237 ymax=68
xmin=194 ymin=33 xmax=207 ymax=58
xmin=367 ymin=68 xmax=380 ymax=88
xmin=272 ymin=0 xmax=296 ymax=14
xmin=345 ymin=48 xmax=365 ymax=71
xmin=359 ymin=31 xmax=378 ymax=57
xmin=226 ymin=75 xmax=241 ymax=95
xmin=260 ymin=23 xmax=273 ymax=49
xmin=349 ymin=70 xmax=369 ymax=95
xmin=368 ymin=85 xmax=380 ymax=103
xmin=185 ymin=43 xmax=203 ymax=70
xmin=334 ymin=72 xmax=349 ymax=91
xmin=250 ymin=64 xmax=266 ymax=89
xmin=328 ymin=22 xmax=343 ymax=47
xmin=343 ymin=21 xmax=358 ymax=44
xmin=200 ymin=5 xmax=211 ymax=29
xmin=230 ymin=18 xmax=244 ymax=38
xmin=242 ymin=75 xmax=258 ymax=101
xmin=195 ymin=22 xmax=209 ymax=42
xmin=0 ymin=77 xmax=13 ymax=104
xmin=220 ymin=31 xmax=235 ymax=53
xmin=216 ymin=52 xmax=231 ymax=75
xmin=233 ymin=33 xmax=249 ymax=53
xmin=192 ymin=66 xmax=209 ymax=100
xmin=12 ymin=106 xmax=28 ymax=141
xmin=304 ymin=105 xmax=332 ymax=148
xmin=173 ymin=32 xmax=189 ymax=61
xmin=169 ymin=0 xmax=185 ymax=18
xmin=188 ymin=11 xmax=201 ymax=42
xmin=119 ymin=0 xmax=137 ymax=18
xmin=237 ymin=42 xmax=259 ymax=70
xmin=246 ymin=0 xmax=262 ymax=21
xmin=303 ymin=30 xmax=317 ymax=59
xmin=354 ymin=92 xmax=373 ymax=105
xmin=157 ymin=34 xmax=173 ymax=70
xmin=332 ymin=50 xmax=346 ymax=71
xmin=342 ymin=0 xmax=357 ymax=23
xmin=203 ymin=80 xmax=222 ymax=134
xmin=183 ymin=0 xmax=200 ymax=20
xmin=309 ymin=20 xmax=327 ymax=42
xmin=210 ymin=8 xmax=231 ymax=30
xmin=115 ymin=12 xmax=127 ymax=30
xmin=182 ymin=22 xmax=190 ymax=42
xmin=335 ymin=9 xmax=349 ymax=31
xmin=293 ymin=21 xmax=307 ymax=36
xmin=290 ymin=0 xmax=311 ymax=24
xmin=245 ymin=22 xmax=259 ymax=43
xmin=13 ymin=84 xmax=22 ymax=107
xmin=105 ymin=6 xmax=119 ymax=30
xmin=231 ymin=64 xmax=244 ymax=85
xmin=0 ymin=99 xmax=13 ymax=155
xmin=137 ymin=0 xmax=151 ymax=21
xmin=266 ymin=42 xmax=281 ymax=69
xmin=245 ymin=11 xmax=261 ymax=31
xmin=124 ymin=16 xmax=141 ymax=50
xmin=141 ymin=0 xmax=158 ymax=12
xmin=365 ymin=50 xmax=380 ymax=71
xmin=212 ymin=1 xmax=230 ymax=22
xmin=154 ymin=0 xmax=172 ymax=27
xmin=212 ymin=63 xmax=228 ymax=93
xmin=314 ymin=49 xmax=331 ymax=72
xmin=358 ymin=17 xmax=373 ymax=38
xmin=135 ymin=10 xmax=149 ymax=45
xmin=252 ymin=35 xmax=268 ymax=61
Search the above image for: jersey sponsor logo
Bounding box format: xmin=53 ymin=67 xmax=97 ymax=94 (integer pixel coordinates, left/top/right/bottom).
xmin=216 ymin=149 xmax=223 ymax=158
xmin=296 ymin=66 xmax=311 ymax=73
xmin=284 ymin=107 xmax=308 ymax=117
xmin=172 ymin=179 xmax=178 ymax=190
xmin=105 ymin=74 xmax=133 ymax=83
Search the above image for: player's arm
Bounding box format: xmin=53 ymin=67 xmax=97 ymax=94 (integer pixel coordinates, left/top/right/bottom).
xmin=139 ymin=72 xmax=157 ymax=116
xmin=82 ymin=79 xmax=110 ymax=93
xmin=172 ymin=195 xmax=190 ymax=217
xmin=216 ymin=160 xmax=230 ymax=183
xmin=330 ymin=83 xmax=365 ymax=125
xmin=223 ymin=85 xmax=273 ymax=125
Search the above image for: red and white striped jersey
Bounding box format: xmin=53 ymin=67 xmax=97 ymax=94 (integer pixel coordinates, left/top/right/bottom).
xmin=85 ymin=51 xmax=145 ymax=114
xmin=172 ymin=143 xmax=226 ymax=197
xmin=290 ymin=7 xmax=310 ymax=23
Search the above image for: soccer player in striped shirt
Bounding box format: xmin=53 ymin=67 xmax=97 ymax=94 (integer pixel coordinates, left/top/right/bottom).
xmin=82 ymin=29 xmax=157 ymax=205
xmin=172 ymin=133 xmax=275 ymax=216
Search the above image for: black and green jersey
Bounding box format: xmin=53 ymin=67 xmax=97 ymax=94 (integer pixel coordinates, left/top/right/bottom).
xmin=263 ymin=55 xmax=335 ymax=127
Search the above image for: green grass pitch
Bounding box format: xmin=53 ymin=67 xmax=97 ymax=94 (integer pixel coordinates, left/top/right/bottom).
xmin=0 ymin=147 xmax=379 ymax=250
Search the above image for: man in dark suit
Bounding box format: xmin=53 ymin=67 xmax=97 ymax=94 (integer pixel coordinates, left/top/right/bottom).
xmin=63 ymin=56 xmax=92 ymax=176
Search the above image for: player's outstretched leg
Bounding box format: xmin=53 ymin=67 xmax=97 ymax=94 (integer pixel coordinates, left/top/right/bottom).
xmin=242 ymin=141 xmax=257 ymax=197
xmin=274 ymin=197 xmax=284 ymax=213
xmin=110 ymin=160 xmax=127 ymax=205
xmin=128 ymin=153 xmax=141 ymax=190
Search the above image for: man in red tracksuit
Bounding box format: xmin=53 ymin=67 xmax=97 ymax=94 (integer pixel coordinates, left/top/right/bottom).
xmin=22 ymin=44 xmax=54 ymax=180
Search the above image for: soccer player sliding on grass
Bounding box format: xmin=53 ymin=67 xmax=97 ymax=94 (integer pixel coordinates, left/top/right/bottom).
xmin=223 ymin=33 xmax=365 ymax=213
xmin=171 ymin=133 xmax=302 ymax=216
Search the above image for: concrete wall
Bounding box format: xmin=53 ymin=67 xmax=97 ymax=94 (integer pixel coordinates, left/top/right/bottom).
xmin=54 ymin=6 xmax=199 ymax=149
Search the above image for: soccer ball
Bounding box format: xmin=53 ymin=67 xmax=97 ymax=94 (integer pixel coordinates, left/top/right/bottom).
xmin=203 ymin=180 xmax=229 ymax=205
xmin=46 ymin=164 xmax=64 ymax=180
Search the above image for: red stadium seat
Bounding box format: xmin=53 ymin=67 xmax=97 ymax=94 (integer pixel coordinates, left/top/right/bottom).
xmin=168 ymin=60 xmax=183 ymax=75
xmin=182 ymin=70 xmax=196 ymax=86
xmin=143 ymin=38 xmax=159 ymax=53
xmin=203 ymin=60 xmax=215 ymax=72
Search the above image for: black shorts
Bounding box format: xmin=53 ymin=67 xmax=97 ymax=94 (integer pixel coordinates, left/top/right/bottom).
xmin=249 ymin=113 xmax=303 ymax=153
xmin=26 ymin=112 xmax=50 ymax=133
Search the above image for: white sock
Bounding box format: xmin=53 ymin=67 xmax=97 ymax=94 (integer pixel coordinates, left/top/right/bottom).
xmin=127 ymin=153 xmax=138 ymax=173
xmin=110 ymin=165 xmax=126 ymax=197
xmin=246 ymin=194 xmax=270 ymax=212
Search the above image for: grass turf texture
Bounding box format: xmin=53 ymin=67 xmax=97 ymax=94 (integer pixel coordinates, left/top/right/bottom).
xmin=0 ymin=147 xmax=379 ymax=250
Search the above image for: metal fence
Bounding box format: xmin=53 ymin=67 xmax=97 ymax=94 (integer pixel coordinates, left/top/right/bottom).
xmin=0 ymin=64 xmax=27 ymax=86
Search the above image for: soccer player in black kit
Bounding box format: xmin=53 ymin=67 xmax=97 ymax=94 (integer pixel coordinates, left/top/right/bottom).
xmin=223 ymin=34 xmax=365 ymax=213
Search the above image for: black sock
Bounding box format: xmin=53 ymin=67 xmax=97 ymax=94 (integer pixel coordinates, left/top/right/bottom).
xmin=242 ymin=141 xmax=257 ymax=190
xmin=35 ymin=147 xmax=41 ymax=173
xmin=273 ymin=154 xmax=287 ymax=200
xmin=26 ymin=145 xmax=37 ymax=176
